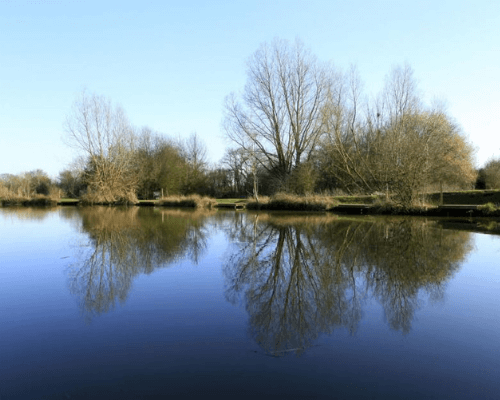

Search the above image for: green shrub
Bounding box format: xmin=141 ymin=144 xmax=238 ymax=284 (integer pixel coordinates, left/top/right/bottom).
xmin=478 ymin=202 xmax=498 ymax=214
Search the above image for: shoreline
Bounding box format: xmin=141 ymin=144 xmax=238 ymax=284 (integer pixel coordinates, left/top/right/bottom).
xmin=2 ymin=199 xmax=500 ymax=218
xmin=2 ymin=191 xmax=500 ymax=217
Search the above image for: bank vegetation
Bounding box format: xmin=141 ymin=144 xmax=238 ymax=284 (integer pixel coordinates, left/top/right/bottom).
xmin=223 ymin=39 xmax=477 ymax=209
xmin=4 ymin=38 xmax=500 ymax=210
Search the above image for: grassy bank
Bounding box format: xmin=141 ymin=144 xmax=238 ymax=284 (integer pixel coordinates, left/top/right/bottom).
xmin=243 ymin=191 xmax=500 ymax=217
xmin=425 ymin=189 xmax=500 ymax=205
xmin=4 ymin=189 xmax=500 ymax=217
xmin=329 ymin=189 xmax=500 ymax=207
xmin=331 ymin=202 xmax=500 ymax=217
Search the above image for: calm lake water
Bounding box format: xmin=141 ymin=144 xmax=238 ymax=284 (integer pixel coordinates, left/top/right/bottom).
xmin=1 ymin=207 xmax=499 ymax=399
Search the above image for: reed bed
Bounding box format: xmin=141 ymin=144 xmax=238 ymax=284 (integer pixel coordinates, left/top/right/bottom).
xmin=79 ymin=191 xmax=138 ymax=205
xmin=158 ymin=195 xmax=217 ymax=209
xmin=333 ymin=195 xmax=380 ymax=204
xmin=0 ymin=192 xmax=58 ymax=207
xmin=246 ymin=193 xmax=337 ymax=211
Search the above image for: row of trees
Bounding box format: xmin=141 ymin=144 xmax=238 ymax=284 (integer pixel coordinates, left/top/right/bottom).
xmin=223 ymin=39 xmax=478 ymax=206
xmin=62 ymin=89 xmax=287 ymax=202
xmin=62 ymin=91 xmax=216 ymax=203
xmin=6 ymin=146 xmax=492 ymax=205
xmin=0 ymin=169 xmax=58 ymax=199
xmin=4 ymin=39 xmax=498 ymax=205
xmin=59 ymin=206 xmax=472 ymax=339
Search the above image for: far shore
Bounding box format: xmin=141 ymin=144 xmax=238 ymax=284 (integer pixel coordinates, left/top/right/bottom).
xmin=2 ymin=190 xmax=500 ymax=218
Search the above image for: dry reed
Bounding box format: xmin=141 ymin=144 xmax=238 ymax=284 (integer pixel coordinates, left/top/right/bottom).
xmin=246 ymin=193 xmax=337 ymax=211
xmin=158 ymin=195 xmax=217 ymax=209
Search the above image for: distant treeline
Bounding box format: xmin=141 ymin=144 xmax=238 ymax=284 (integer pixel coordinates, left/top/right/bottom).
xmin=3 ymin=38 xmax=500 ymax=207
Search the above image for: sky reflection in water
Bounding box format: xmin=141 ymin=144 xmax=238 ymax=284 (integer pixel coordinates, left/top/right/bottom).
xmin=0 ymin=207 xmax=499 ymax=399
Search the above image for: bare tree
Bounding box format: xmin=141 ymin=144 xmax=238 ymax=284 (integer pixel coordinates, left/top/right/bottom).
xmin=64 ymin=90 xmax=138 ymax=203
xmin=320 ymin=65 xmax=373 ymax=193
xmin=224 ymin=38 xmax=333 ymax=190
xmin=383 ymin=63 xmax=421 ymax=122
xmin=183 ymin=132 xmax=207 ymax=173
xmin=222 ymin=148 xmax=252 ymax=196
xmin=180 ymin=132 xmax=209 ymax=194
xmin=320 ymin=64 xmax=476 ymax=206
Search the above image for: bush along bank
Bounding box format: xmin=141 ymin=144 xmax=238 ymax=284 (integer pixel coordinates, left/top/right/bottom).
xmin=0 ymin=195 xmax=58 ymax=207
xmin=158 ymin=195 xmax=218 ymax=209
xmin=246 ymin=193 xmax=337 ymax=212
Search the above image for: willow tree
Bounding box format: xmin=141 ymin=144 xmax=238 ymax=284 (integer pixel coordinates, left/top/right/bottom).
xmin=64 ymin=90 xmax=138 ymax=203
xmin=224 ymin=38 xmax=333 ymax=191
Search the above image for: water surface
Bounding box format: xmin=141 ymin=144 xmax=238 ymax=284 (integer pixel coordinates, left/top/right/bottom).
xmin=1 ymin=207 xmax=499 ymax=399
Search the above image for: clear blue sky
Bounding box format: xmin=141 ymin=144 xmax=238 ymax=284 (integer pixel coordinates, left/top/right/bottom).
xmin=1 ymin=0 xmax=499 ymax=178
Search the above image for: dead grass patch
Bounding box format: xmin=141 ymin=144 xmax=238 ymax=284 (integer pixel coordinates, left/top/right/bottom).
xmin=80 ymin=190 xmax=138 ymax=205
xmin=0 ymin=191 xmax=58 ymax=207
xmin=158 ymin=195 xmax=217 ymax=209
xmin=246 ymin=193 xmax=337 ymax=211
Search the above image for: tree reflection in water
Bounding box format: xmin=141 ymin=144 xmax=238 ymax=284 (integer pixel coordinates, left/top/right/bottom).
xmin=65 ymin=208 xmax=474 ymax=354
xmin=223 ymin=214 xmax=473 ymax=356
xmin=67 ymin=207 xmax=213 ymax=322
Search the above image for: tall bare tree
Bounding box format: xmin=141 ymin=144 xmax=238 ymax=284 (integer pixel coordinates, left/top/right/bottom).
xmin=224 ymin=38 xmax=333 ymax=190
xmin=64 ymin=90 xmax=138 ymax=203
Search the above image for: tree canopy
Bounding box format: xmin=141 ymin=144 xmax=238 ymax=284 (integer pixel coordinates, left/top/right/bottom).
xmin=224 ymin=41 xmax=476 ymax=205
xmin=320 ymin=64 xmax=476 ymax=206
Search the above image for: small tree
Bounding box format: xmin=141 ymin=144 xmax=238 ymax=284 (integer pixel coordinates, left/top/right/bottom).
xmin=26 ymin=169 xmax=53 ymax=195
xmin=288 ymin=162 xmax=318 ymax=195
xmin=180 ymin=132 xmax=209 ymax=195
xmin=133 ymin=128 xmax=188 ymax=199
xmin=480 ymin=158 xmax=500 ymax=189
xmin=58 ymin=169 xmax=85 ymax=198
